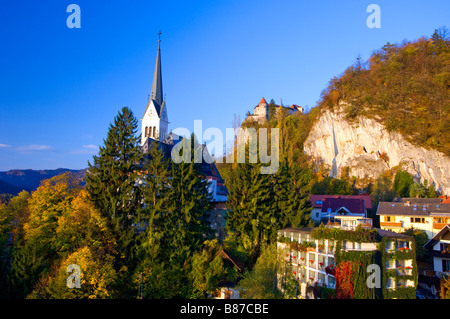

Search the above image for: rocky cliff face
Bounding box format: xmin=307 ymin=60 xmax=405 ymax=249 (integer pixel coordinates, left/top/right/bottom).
xmin=304 ymin=105 xmax=450 ymax=195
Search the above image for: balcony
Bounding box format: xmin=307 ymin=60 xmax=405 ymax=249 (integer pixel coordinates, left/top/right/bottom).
xmin=430 ymin=249 xmax=450 ymax=258
xmin=380 ymin=221 xmax=402 ymax=228
xmin=433 ymin=222 xmax=449 ymax=230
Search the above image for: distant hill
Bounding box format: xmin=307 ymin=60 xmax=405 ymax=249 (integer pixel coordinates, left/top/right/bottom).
xmin=0 ymin=180 xmax=26 ymax=196
xmin=0 ymin=168 xmax=86 ymax=195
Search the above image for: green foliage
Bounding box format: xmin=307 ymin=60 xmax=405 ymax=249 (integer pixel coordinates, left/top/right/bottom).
xmin=132 ymin=135 xmax=216 ymax=299
xmin=401 ymin=227 xmax=429 ymax=260
xmin=393 ymin=170 xmax=414 ymax=197
xmin=237 ymin=244 xmax=283 ymax=299
xmin=84 ymin=107 xmax=145 ymax=297
xmin=225 ymin=148 xmax=276 ymax=262
xmin=311 ymin=176 xmax=355 ymax=195
xmin=161 ymin=134 xmax=213 ymax=264
xmin=311 ymin=223 xmax=380 ymax=243
xmin=186 ymin=240 xmax=229 ymax=298
xmin=139 ymin=142 xmax=170 ymax=233
xmin=274 ymin=157 xmax=314 ymax=228
xmin=379 ymin=237 xmax=418 ymax=299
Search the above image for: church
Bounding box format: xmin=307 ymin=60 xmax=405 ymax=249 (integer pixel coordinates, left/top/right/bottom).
xmin=139 ymin=34 xmax=227 ymax=203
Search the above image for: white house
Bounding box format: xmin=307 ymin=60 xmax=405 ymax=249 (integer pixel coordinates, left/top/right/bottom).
xmin=425 ymin=224 xmax=450 ymax=277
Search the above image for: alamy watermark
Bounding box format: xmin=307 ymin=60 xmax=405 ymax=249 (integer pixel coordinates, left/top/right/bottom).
xmin=366 ymin=4 xmax=381 ymax=29
xmin=366 ymin=264 xmax=381 ymax=288
xmin=66 ymin=4 xmax=81 ymax=29
xmin=170 ymin=121 xmax=280 ymax=174
xmin=66 ymin=264 xmax=81 ymax=288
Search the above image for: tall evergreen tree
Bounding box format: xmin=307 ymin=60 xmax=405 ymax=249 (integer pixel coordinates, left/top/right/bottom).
xmin=273 ymin=157 xmax=313 ymax=229
xmin=160 ymin=135 xmax=213 ymax=264
xmin=287 ymin=164 xmax=314 ymax=228
xmin=226 ymin=146 xmax=275 ymax=261
xmin=84 ymin=107 xmax=143 ymax=296
xmin=139 ymin=142 xmax=170 ymax=234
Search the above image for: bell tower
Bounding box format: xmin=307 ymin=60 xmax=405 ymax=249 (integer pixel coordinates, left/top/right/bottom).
xmin=141 ymin=31 xmax=169 ymax=145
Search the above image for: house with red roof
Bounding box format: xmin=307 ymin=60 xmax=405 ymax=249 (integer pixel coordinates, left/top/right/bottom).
xmin=309 ymin=194 xmax=371 ymax=223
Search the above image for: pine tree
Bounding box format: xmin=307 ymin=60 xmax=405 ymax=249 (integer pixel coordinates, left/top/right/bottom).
xmin=84 ymin=107 xmax=143 ymax=296
xmin=288 ymin=165 xmax=314 ymax=228
xmin=159 ymin=134 xmax=213 ymax=264
xmin=139 ymin=141 xmax=170 ymax=234
xmin=226 ymin=145 xmax=275 ymax=260
xmin=134 ymin=141 xmax=170 ymax=285
xmin=273 ymin=157 xmax=313 ymax=229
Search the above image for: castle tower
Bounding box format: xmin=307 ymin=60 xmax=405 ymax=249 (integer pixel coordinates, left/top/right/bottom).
xmin=254 ymin=97 xmax=268 ymax=120
xmin=141 ymin=31 xmax=169 ymax=145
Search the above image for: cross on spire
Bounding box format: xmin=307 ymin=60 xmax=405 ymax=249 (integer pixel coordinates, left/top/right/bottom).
xmin=150 ymin=31 xmax=163 ymax=105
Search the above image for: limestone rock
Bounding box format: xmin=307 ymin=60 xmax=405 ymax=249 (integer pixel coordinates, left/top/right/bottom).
xmin=304 ymin=105 xmax=450 ymax=194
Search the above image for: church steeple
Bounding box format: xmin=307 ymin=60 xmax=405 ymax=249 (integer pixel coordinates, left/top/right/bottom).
xmin=141 ymin=31 xmax=169 ymax=146
xmin=151 ymin=31 xmax=163 ymax=105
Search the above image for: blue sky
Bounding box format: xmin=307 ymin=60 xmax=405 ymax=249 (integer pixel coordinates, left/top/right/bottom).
xmin=0 ymin=0 xmax=448 ymax=170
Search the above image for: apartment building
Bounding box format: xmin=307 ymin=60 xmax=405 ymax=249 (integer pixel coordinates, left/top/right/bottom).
xmin=277 ymin=216 xmax=417 ymax=299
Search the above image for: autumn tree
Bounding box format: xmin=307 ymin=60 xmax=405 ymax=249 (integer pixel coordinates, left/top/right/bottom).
xmin=9 ymin=173 xmax=82 ymax=298
xmin=28 ymin=246 xmax=118 ymax=299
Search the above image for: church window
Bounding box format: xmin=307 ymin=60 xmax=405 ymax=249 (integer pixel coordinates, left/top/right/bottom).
xmin=153 ymin=126 xmax=156 ymax=137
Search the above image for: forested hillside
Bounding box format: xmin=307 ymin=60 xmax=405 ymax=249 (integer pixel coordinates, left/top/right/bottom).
xmin=319 ymin=27 xmax=450 ymax=156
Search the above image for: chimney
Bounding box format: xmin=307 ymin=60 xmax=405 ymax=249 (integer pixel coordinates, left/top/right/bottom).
xmin=406 ymin=200 xmax=410 ymax=206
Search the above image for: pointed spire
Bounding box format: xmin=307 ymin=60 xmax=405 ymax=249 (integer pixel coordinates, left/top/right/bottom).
xmin=151 ymin=31 xmax=163 ymax=105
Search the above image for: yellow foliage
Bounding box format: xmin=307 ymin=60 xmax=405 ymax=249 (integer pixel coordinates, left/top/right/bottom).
xmin=24 ymin=173 xmax=82 ymax=242
xmin=30 ymin=246 xmax=118 ymax=299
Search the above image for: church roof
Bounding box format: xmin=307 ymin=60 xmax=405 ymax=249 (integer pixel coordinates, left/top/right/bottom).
xmin=143 ymin=99 xmax=165 ymax=120
xmin=142 ymin=35 xmax=165 ymax=120
xmin=151 ymin=38 xmax=163 ymax=106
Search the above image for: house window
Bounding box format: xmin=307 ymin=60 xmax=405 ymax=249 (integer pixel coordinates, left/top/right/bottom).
xmin=386 ymin=259 xmax=395 ymax=269
xmin=318 ymin=273 xmax=326 ymax=286
xmin=386 ymin=277 xmax=395 ymax=289
xmin=442 ymin=259 xmax=450 ymax=272
xmin=327 ymin=256 xmax=335 ymax=267
xmin=410 ymin=217 xmax=425 ymax=223
xmin=384 ymin=216 xmax=394 ymax=222
xmin=327 ymin=276 xmax=336 ymax=288
xmin=435 ymin=217 xmax=449 ymax=224
xmin=398 ymin=279 xmax=407 ymax=289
